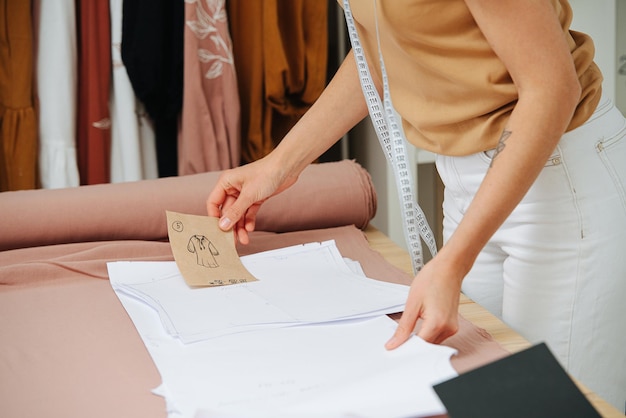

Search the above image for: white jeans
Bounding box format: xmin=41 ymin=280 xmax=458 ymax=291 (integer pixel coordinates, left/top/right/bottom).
xmin=436 ymin=95 xmax=626 ymax=412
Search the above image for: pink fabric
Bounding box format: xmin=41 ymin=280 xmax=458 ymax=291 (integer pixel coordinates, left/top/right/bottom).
xmin=0 ymin=226 xmax=508 ymax=418
xmin=0 ymin=159 xmax=507 ymax=417
xmin=0 ymin=160 xmax=376 ymax=251
xmin=178 ymin=0 xmax=240 ymax=174
xmin=0 ymin=279 xmax=165 ymax=418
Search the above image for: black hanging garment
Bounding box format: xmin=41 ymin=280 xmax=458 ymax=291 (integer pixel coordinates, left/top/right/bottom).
xmin=121 ymin=0 xmax=184 ymax=177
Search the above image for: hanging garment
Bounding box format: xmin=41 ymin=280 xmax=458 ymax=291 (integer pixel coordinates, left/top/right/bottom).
xmin=33 ymin=0 xmax=80 ymax=189
xmin=76 ymin=0 xmax=112 ymax=185
xmin=0 ymin=0 xmax=38 ymax=191
xmin=227 ymin=0 xmax=328 ymax=163
xmin=178 ymin=0 xmax=241 ymax=175
xmin=121 ymin=0 xmax=184 ymax=178
xmin=109 ymin=0 xmax=158 ymax=183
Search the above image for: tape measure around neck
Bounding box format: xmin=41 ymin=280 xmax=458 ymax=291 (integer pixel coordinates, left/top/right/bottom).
xmin=342 ymin=0 xmax=437 ymax=272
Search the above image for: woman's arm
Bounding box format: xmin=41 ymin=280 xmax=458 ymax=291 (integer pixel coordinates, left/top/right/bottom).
xmin=387 ymin=0 xmax=582 ymax=347
xmin=207 ymin=51 xmax=370 ymax=243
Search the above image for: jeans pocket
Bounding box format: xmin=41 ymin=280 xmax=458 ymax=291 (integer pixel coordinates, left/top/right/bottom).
xmin=596 ymin=122 xmax=626 ymax=213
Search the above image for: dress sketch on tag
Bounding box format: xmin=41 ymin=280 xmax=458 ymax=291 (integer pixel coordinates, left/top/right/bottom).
xmin=187 ymin=235 xmax=220 ymax=268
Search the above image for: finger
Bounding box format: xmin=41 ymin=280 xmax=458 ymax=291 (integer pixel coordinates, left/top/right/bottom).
xmin=416 ymin=321 xmax=445 ymax=345
xmin=207 ymin=185 xmax=227 ymax=218
xmin=235 ymin=226 xmax=250 ymax=245
xmin=243 ymin=203 xmax=262 ymax=232
xmin=385 ymin=303 xmax=421 ymax=350
xmin=213 ymin=194 xmax=237 ymax=230
xmin=417 ymin=317 xmax=458 ymax=345
xmin=219 ymin=192 xmax=259 ymax=232
xmin=235 ymin=217 xmax=250 ymax=245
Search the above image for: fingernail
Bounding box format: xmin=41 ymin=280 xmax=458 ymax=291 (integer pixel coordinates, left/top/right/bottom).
xmin=219 ymin=217 xmax=231 ymax=229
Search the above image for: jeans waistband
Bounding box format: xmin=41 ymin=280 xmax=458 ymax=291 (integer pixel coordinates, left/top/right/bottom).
xmin=561 ymin=92 xmax=625 ymax=144
xmin=482 ymin=93 xmax=624 ymax=160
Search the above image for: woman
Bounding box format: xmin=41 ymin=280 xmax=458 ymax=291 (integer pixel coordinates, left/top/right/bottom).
xmin=208 ymin=0 xmax=626 ymax=409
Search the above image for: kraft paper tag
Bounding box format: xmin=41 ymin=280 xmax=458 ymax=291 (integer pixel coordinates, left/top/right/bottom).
xmin=166 ymin=211 xmax=258 ymax=287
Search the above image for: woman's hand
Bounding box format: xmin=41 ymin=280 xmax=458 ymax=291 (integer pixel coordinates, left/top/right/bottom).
xmin=206 ymin=156 xmax=298 ymax=244
xmin=385 ymin=254 xmax=464 ymax=348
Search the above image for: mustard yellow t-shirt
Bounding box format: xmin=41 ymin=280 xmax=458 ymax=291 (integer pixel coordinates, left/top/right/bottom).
xmin=344 ymin=0 xmax=603 ymax=155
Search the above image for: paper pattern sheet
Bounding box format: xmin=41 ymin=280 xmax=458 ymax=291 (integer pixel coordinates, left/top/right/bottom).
xmin=109 ymin=241 xmax=410 ymax=343
xmin=166 ymin=211 xmax=257 ymax=287
xmin=107 ymin=241 xmax=458 ymax=417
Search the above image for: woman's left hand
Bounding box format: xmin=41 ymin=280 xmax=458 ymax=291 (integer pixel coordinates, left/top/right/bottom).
xmin=385 ymin=255 xmax=463 ymax=348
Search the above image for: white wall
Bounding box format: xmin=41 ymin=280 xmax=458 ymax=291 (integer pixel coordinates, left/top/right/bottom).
xmin=569 ymin=0 xmax=618 ymax=102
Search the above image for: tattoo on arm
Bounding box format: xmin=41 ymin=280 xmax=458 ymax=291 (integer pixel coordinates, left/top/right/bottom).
xmin=490 ymin=130 xmax=512 ymax=167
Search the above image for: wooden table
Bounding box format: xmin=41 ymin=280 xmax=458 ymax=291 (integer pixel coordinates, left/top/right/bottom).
xmin=364 ymin=225 xmax=624 ymax=417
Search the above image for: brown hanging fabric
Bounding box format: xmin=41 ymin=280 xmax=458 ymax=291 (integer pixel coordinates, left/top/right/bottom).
xmin=0 ymin=0 xmax=38 ymax=191
xmin=227 ymin=0 xmax=328 ymax=164
xmin=75 ymin=0 xmax=112 ymax=185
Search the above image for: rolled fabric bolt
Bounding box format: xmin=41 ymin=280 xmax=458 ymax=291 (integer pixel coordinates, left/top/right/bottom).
xmin=0 ymin=160 xmax=376 ymax=251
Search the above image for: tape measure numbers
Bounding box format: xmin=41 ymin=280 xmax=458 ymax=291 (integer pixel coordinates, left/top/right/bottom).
xmin=342 ymin=0 xmax=437 ymax=272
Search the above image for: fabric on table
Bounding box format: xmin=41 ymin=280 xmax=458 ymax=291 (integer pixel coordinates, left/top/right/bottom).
xmin=0 ymin=263 xmax=167 ymax=418
xmin=76 ymin=0 xmax=112 ymax=185
xmin=33 ymin=0 xmax=80 ymax=189
xmin=227 ymin=0 xmax=328 ymax=163
xmin=0 ymin=225 xmax=508 ymax=418
xmin=178 ymin=0 xmax=240 ymax=174
xmin=0 ymin=160 xmax=376 ymax=251
xmin=0 ymin=0 xmax=38 ymax=191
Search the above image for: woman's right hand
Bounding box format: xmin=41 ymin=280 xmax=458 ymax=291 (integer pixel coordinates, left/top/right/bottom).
xmin=206 ymin=156 xmax=299 ymax=244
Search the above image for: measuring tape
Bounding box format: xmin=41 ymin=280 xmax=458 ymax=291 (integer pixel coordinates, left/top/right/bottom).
xmin=342 ymin=0 xmax=437 ymax=272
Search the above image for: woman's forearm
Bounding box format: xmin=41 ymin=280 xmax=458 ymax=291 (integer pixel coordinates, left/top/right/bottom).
xmin=438 ymin=85 xmax=581 ymax=278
